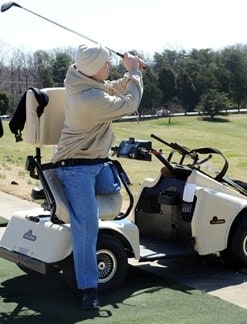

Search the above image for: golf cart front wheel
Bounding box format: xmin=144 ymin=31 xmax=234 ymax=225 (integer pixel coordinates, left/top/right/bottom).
xmin=221 ymin=215 xmax=247 ymax=267
xmin=62 ymin=233 xmax=128 ymax=294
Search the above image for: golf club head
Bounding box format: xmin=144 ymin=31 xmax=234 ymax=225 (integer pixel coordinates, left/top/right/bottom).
xmin=1 ymin=2 xmax=21 ymax=12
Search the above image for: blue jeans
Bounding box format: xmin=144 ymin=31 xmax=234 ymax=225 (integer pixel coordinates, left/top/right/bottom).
xmin=56 ymin=162 xmax=120 ymax=290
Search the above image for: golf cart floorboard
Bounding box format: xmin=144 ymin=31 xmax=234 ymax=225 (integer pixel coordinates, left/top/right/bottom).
xmin=139 ymin=236 xmax=195 ymax=261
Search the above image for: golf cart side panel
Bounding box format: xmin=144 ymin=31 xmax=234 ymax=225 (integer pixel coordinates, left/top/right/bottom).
xmin=99 ymin=219 xmax=140 ymax=260
xmin=0 ymin=209 xmax=72 ymax=263
xmin=191 ymin=187 xmax=247 ymax=255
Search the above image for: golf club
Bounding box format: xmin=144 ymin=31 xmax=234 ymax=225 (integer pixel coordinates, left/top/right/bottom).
xmin=1 ymin=1 xmax=127 ymax=59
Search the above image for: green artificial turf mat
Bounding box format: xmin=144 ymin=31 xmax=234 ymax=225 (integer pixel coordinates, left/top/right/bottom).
xmin=1 ymin=259 xmax=247 ymax=323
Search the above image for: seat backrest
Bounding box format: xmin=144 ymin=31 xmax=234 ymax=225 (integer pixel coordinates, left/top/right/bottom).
xmin=25 ymin=87 xmax=122 ymax=223
xmin=26 ymin=87 xmax=66 ymax=146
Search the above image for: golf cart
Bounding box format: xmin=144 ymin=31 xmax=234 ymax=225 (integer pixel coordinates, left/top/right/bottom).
xmin=1 ymin=87 xmax=247 ymax=295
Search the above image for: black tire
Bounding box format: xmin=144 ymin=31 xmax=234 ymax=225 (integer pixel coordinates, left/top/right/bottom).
xmin=221 ymin=216 xmax=247 ymax=267
xmin=62 ymin=233 xmax=128 ymax=295
xmin=97 ymin=233 xmax=128 ymax=294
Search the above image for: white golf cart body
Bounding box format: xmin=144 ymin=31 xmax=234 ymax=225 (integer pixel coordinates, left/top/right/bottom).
xmin=131 ymin=166 xmax=247 ymax=257
xmin=186 ymin=171 xmax=247 ymax=255
xmin=0 ymin=88 xmax=140 ymax=292
xmin=1 ymin=87 xmax=247 ymax=293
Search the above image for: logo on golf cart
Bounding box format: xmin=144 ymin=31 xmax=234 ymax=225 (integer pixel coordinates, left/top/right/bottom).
xmin=210 ymin=216 xmax=225 ymax=225
xmin=23 ymin=230 xmax=37 ymax=241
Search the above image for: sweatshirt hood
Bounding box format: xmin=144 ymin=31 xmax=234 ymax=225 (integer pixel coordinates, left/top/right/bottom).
xmin=64 ymin=64 xmax=105 ymax=95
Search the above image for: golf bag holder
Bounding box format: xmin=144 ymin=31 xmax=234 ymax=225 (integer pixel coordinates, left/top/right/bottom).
xmin=23 ymin=87 xmax=129 ymax=224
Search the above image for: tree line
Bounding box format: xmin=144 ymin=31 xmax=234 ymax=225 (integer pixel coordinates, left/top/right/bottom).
xmin=1 ymin=42 xmax=247 ymax=118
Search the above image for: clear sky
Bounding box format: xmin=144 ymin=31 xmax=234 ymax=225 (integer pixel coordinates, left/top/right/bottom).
xmin=0 ymin=0 xmax=247 ymax=59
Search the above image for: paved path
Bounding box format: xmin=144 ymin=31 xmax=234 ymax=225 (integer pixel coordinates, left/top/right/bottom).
xmin=130 ymin=256 xmax=247 ymax=309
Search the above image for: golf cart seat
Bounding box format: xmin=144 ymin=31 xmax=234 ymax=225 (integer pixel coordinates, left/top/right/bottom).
xmin=25 ymin=87 xmax=122 ymax=224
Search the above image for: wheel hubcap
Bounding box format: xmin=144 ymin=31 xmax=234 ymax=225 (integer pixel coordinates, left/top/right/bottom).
xmin=97 ymin=249 xmax=117 ymax=283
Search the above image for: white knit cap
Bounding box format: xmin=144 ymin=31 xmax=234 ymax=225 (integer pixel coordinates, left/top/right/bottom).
xmin=75 ymin=43 xmax=109 ymax=76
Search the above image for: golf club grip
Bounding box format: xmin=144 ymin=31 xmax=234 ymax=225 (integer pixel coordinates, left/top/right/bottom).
xmin=116 ymin=52 xmax=147 ymax=69
xmin=116 ymin=52 xmax=124 ymax=58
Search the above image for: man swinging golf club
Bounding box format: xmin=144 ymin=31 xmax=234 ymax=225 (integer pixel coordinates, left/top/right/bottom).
xmin=51 ymin=43 xmax=145 ymax=310
xmin=1 ymin=0 xmax=145 ymax=310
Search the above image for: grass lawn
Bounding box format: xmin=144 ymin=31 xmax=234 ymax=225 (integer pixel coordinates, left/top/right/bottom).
xmin=1 ymin=113 xmax=247 ymax=201
xmin=114 ymin=113 xmax=247 ymax=197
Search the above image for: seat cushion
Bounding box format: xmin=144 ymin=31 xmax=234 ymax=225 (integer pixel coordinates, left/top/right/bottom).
xmin=43 ymin=168 xmax=122 ymax=223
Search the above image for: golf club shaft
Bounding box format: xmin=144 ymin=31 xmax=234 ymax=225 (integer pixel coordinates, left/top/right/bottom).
xmin=1 ymin=2 xmax=124 ymax=58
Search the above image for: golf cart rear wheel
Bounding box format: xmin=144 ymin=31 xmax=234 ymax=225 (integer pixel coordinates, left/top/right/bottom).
xmin=62 ymin=233 xmax=128 ymax=294
xmin=221 ymin=215 xmax=247 ymax=267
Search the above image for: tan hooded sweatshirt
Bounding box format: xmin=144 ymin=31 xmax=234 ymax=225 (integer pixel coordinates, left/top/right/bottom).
xmin=52 ymin=65 xmax=143 ymax=163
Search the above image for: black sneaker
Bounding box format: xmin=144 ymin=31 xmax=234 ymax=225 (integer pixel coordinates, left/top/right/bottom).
xmin=82 ymin=288 xmax=100 ymax=310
